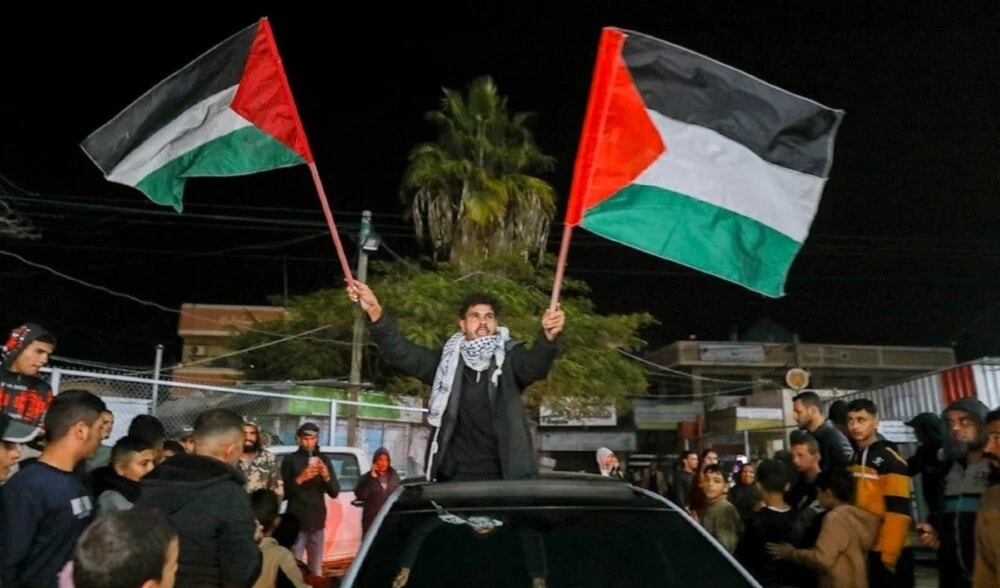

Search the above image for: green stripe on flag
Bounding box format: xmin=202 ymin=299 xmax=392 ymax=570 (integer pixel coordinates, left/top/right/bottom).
xmin=581 ymin=184 xmax=802 ymax=297
xmin=136 ymin=126 xmax=305 ymax=211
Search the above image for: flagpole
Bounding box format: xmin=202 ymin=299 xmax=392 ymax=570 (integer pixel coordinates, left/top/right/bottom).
xmin=549 ymin=224 xmax=574 ymax=310
xmin=307 ymin=162 xmax=355 ymax=283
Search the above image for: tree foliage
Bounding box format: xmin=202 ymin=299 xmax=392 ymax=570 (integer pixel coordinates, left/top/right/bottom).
xmin=232 ymin=257 xmax=656 ymax=413
xmin=401 ymin=76 xmax=557 ymax=268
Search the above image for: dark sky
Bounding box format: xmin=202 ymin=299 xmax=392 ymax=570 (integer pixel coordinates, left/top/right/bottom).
xmin=1 ymin=4 xmax=998 ymax=367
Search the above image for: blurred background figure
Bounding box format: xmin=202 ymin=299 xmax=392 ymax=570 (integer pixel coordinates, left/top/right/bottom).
xmin=595 ymin=447 xmax=623 ymax=479
xmin=355 ymin=447 xmax=403 ymax=536
xmin=904 ymin=412 xmax=945 ymax=526
xmin=729 ymin=462 xmax=762 ymax=525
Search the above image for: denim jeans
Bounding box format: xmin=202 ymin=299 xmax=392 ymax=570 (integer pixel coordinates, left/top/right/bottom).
xmin=293 ymin=528 xmax=325 ymax=577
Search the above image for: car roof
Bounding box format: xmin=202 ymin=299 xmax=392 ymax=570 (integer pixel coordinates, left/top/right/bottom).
xmin=390 ymin=472 xmax=679 ymax=511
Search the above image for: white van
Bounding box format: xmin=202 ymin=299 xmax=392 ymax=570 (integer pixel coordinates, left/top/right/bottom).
xmin=270 ymin=445 xmax=368 ymax=578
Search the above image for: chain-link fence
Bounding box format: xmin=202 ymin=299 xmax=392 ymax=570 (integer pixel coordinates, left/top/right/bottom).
xmin=46 ymin=366 xmax=430 ymax=478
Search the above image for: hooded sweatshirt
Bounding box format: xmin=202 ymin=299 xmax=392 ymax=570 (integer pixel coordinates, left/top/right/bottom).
xmin=136 ymin=453 xmax=261 ymax=588
xmin=354 ymin=447 xmax=402 ymax=535
xmin=940 ymin=397 xmax=991 ymax=583
xmin=0 ymin=323 xmax=55 ymax=443
xmin=786 ymin=503 xmax=881 ymax=588
xmin=90 ymin=465 xmax=141 ymax=514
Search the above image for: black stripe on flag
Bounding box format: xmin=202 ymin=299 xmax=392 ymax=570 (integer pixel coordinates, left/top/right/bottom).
xmin=621 ymin=29 xmax=842 ymax=178
xmin=81 ymin=22 xmax=258 ymax=173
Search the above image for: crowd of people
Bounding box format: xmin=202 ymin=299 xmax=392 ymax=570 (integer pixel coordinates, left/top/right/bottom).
xmin=1 ymin=277 xmax=998 ymax=588
xmin=625 ymin=392 xmax=1000 ymax=588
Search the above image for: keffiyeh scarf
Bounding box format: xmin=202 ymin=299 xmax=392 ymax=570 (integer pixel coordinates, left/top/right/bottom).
xmin=427 ymin=327 xmax=510 ymax=427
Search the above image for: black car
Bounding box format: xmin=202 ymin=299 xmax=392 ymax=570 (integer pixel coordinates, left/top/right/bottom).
xmin=341 ymin=472 xmax=761 ymax=587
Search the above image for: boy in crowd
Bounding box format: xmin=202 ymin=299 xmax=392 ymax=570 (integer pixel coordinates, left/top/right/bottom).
xmin=91 ymin=435 xmax=156 ymax=513
xmin=737 ymin=458 xmax=800 ymax=587
xmin=73 ymin=507 xmax=179 ymax=588
xmin=250 ymin=489 xmax=309 ymax=588
xmin=1 ymin=389 xmax=107 ymax=587
xmin=766 ymin=467 xmax=881 ymax=588
xmin=698 ymin=463 xmax=742 ymax=553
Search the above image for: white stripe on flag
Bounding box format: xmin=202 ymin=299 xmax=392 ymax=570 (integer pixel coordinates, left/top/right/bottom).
xmin=108 ymin=86 xmax=252 ymax=186
xmin=633 ymin=112 xmax=826 ymax=243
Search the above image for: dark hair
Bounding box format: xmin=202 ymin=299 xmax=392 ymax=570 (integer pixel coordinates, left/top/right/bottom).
xmin=162 ymin=439 xmax=186 ymax=455
xmin=755 ymin=459 xmax=789 ymax=493
xmin=701 ymin=464 xmax=725 ymax=479
xmin=111 ymin=435 xmax=153 ymax=466
xmin=44 ymin=390 xmax=107 ymax=443
xmin=680 ymin=450 xmax=697 ymax=461
xmin=128 ymin=415 xmax=167 ymax=445
xmin=251 ymin=489 xmax=281 ymax=533
xmin=458 ymin=292 xmax=501 ymax=318
xmin=700 ymin=448 xmax=718 ymax=460
xmin=828 ymin=400 xmax=849 ymax=425
xmin=814 ymin=466 xmax=856 ymax=503
xmin=73 ymin=508 xmax=176 ymax=588
xmin=792 ymin=391 xmax=821 ymax=408
xmin=846 ymin=398 xmax=878 ymax=417
xmin=986 ymin=409 xmax=1000 ymax=425
xmin=193 ymin=408 xmax=244 ymax=440
xmin=35 ymin=332 xmax=57 ymax=347
xmin=789 ymin=430 xmax=820 ymax=455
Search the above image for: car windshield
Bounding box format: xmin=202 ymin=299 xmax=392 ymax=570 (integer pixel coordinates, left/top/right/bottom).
xmin=350 ymin=505 xmax=756 ymax=587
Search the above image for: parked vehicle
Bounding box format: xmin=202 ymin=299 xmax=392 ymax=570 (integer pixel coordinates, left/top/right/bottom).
xmin=270 ymin=445 xmax=368 ymax=577
xmin=341 ymin=472 xmax=761 ymax=587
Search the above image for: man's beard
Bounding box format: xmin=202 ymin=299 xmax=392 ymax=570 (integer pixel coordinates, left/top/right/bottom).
xmin=243 ymin=439 xmax=261 ymax=453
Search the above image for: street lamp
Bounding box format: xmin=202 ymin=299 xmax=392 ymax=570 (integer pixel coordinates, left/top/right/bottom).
xmin=348 ymin=211 xmax=378 ymax=446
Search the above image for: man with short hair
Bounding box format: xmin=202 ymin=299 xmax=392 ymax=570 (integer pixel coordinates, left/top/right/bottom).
xmin=916 ymin=397 xmax=991 ymax=588
xmin=280 ymin=422 xmax=339 ymax=578
xmin=670 ymin=450 xmax=699 ymax=508
xmin=239 ymin=421 xmax=282 ymax=499
xmin=788 ymin=430 xmax=826 ymax=545
xmin=0 ymin=323 xmax=57 ymax=445
xmin=973 ymin=408 xmax=1000 ymax=588
xmin=347 ymin=283 xmax=564 ymax=482
xmin=846 ymin=398 xmax=914 ymax=587
xmin=84 ymin=409 xmax=115 ymax=472
xmin=792 ymin=391 xmax=853 ymax=471
xmin=136 ymin=408 xmax=262 ymax=588
xmin=1 ymin=389 xmax=107 ymax=588
xmin=73 ymin=507 xmax=179 ymax=588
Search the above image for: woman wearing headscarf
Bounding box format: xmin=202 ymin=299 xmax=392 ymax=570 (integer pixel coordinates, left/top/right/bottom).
xmin=596 ymin=447 xmax=623 ymax=479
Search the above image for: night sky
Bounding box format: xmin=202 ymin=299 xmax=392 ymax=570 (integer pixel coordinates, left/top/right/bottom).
xmin=1 ymin=4 xmax=997 ymax=367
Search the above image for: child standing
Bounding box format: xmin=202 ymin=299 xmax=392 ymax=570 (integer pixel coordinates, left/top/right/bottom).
xmin=697 ymin=464 xmax=742 ymax=553
xmin=736 ymin=459 xmax=801 ymax=587
xmin=250 ymin=489 xmax=310 ymax=588
xmin=766 ymin=467 xmax=880 ymax=588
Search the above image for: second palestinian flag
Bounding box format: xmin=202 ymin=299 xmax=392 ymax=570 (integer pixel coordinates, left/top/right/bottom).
xmin=81 ymin=18 xmax=312 ymax=212
xmin=566 ymin=27 xmax=844 ymax=297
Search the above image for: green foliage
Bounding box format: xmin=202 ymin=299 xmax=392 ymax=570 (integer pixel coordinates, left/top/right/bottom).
xmin=232 ymin=257 xmax=657 ymax=411
xmin=401 ymin=76 xmax=558 ymax=268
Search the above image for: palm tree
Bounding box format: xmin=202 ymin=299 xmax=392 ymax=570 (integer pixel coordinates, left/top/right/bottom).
xmin=401 ymin=76 xmax=558 ymax=268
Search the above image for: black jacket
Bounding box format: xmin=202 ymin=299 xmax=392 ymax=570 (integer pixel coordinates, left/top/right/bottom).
xmin=370 ymin=316 xmax=559 ymax=481
xmin=809 ymin=420 xmax=853 ymax=471
xmin=136 ymin=454 xmax=262 ymax=588
xmin=280 ymin=449 xmax=340 ymax=532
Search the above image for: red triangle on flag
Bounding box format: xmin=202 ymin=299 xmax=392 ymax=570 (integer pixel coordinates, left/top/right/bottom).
xmin=565 ymin=27 xmax=665 ymax=226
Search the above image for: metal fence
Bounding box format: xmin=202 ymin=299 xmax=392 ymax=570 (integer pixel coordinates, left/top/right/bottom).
xmin=45 ymin=366 xmax=430 ymax=478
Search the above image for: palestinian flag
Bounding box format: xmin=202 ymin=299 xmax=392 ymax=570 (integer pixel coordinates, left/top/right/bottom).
xmin=566 ymin=27 xmax=844 ymax=297
xmin=81 ymin=18 xmax=312 ymax=212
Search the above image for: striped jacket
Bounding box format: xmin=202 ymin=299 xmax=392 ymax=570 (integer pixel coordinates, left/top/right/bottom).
xmin=849 ymin=439 xmax=912 ymax=568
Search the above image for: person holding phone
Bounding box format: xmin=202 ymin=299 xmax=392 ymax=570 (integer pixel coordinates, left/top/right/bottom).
xmin=280 ymin=422 xmax=340 ymax=579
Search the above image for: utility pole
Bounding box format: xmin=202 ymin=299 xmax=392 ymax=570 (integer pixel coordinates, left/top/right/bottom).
xmin=347 ymin=211 xmax=378 ymax=447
